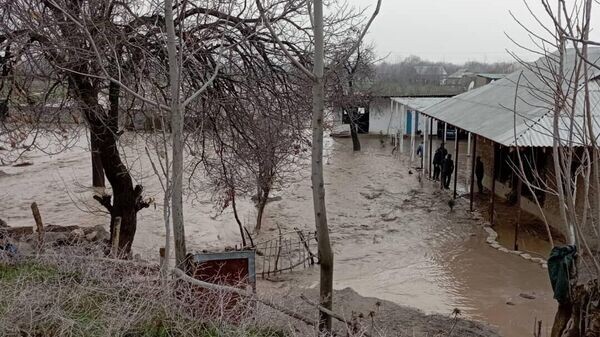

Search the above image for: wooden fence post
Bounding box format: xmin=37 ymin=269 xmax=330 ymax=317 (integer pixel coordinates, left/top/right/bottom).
xmin=111 ymin=217 xmax=122 ymax=258
xmin=30 ymin=202 xmax=44 ymax=251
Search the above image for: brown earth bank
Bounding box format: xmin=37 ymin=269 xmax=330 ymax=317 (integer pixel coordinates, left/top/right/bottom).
xmin=261 ymin=281 xmax=501 ymax=337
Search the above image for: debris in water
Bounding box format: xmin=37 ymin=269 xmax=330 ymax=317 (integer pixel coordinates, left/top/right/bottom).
xmin=13 ymin=161 xmax=33 ymax=167
xmin=360 ymin=191 xmax=382 ymax=200
xmin=448 ymin=199 xmax=456 ymax=212
xmin=506 ymin=301 xmax=515 ymax=306
xmin=519 ymin=293 xmax=536 ymax=300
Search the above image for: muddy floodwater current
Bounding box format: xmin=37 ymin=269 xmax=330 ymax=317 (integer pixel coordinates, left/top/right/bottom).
xmin=0 ymin=134 xmax=556 ymax=337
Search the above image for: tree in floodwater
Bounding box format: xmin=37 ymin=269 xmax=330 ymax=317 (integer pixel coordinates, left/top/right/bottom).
xmin=256 ymin=0 xmax=381 ymax=332
xmin=0 ymin=0 xmax=158 ymax=255
xmin=329 ymin=39 xmax=377 ymax=151
xmin=199 ymin=69 xmax=311 ymax=235
xmin=145 ymin=0 xmax=312 ymax=264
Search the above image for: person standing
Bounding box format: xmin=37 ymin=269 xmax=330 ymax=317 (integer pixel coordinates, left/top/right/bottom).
xmin=432 ymin=143 xmax=447 ymax=181
xmin=416 ymin=141 xmax=424 ymax=168
xmin=441 ymin=154 xmax=454 ymax=189
xmin=475 ymin=156 xmax=484 ymax=193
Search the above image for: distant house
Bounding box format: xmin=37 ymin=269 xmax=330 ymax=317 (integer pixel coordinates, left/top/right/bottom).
xmin=413 ymin=65 xmax=448 ymax=85
xmin=446 ymin=69 xmax=507 ymax=91
xmin=474 ymin=73 xmax=506 ymax=88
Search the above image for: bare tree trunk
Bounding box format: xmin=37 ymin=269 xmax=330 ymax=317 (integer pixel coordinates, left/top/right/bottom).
xmin=165 ymin=0 xmax=187 ymax=267
xmin=91 ymin=130 xmax=105 ymax=189
xmin=580 ymin=0 xmax=600 ymax=250
xmin=255 ymin=194 xmax=268 ymax=233
xmin=348 ymin=109 xmax=361 ymax=151
xmin=231 ymin=192 xmax=246 ymax=247
xmin=312 ymin=0 xmax=334 ymax=332
xmin=552 ymin=30 xmax=574 ymax=245
xmin=77 ymin=79 xmax=140 ymax=254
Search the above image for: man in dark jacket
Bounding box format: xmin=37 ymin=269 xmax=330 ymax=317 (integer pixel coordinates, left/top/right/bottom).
xmin=441 ymin=154 xmax=454 ymax=189
xmin=432 ymin=143 xmax=447 ymax=181
xmin=416 ymin=141 xmax=424 ymax=168
xmin=475 ymin=156 xmax=484 ymax=193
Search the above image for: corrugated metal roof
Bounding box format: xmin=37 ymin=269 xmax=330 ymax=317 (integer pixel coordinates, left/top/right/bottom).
xmin=477 ymin=73 xmax=507 ymax=80
xmin=390 ymin=97 xmax=449 ymax=112
xmin=422 ymin=48 xmax=600 ymax=147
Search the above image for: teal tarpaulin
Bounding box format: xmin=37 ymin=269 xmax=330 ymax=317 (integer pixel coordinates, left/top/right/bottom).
xmin=547 ymin=245 xmax=577 ymax=304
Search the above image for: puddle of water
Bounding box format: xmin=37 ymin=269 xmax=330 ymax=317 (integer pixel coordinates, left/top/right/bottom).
xmin=481 ymin=196 xmax=560 ymax=258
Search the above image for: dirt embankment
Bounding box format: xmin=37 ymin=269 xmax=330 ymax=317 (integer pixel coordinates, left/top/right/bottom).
xmin=261 ymin=281 xmax=500 ymax=337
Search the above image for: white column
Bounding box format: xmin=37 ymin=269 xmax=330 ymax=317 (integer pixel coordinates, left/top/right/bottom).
xmin=389 ymin=99 xmax=394 ymax=141
xmin=410 ymin=109 xmax=416 ymax=162
xmin=399 ymin=105 xmax=405 ymax=153
xmin=424 ymin=115 xmax=429 ymax=172
xmin=467 ymin=132 xmax=472 ymax=157
xmin=454 ymin=127 xmax=458 ymax=161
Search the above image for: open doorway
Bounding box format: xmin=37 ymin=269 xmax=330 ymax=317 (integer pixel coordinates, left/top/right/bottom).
xmin=342 ymin=106 xmax=370 ymax=133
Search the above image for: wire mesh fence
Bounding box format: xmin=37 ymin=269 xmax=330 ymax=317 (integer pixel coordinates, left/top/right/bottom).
xmin=254 ymin=228 xmax=318 ymax=278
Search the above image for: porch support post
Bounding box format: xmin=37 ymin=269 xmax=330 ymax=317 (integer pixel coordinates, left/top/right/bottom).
xmin=429 ymin=118 xmax=434 ymax=179
xmin=470 ymin=135 xmax=478 ymax=211
xmin=467 ymin=132 xmax=472 ymax=157
xmin=411 ymin=109 xmax=416 ymax=163
xmin=490 ymin=143 xmax=498 ymax=225
xmin=444 ymin=122 xmax=448 ymax=143
xmin=453 ymin=127 xmax=459 ymax=199
xmin=399 ymin=105 xmax=405 ymax=153
xmin=514 ymin=174 xmax=523 ymax=250
xmin=422 ymin=114 xmax=427 ymax=170
xmin=390 ymin=99 xmax=394 ymax=142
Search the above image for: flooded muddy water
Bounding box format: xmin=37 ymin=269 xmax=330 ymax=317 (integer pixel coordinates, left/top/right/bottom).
xmin=261 ymin=136 xmax=556 ymax=337
xmin=0 ymin=134 xmax=556 ymax=336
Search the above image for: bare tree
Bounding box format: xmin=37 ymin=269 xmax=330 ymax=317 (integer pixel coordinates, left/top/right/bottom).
xmin=199 ymin=67 xmax=311 ymax=235
xmin=329 ymin=39 xmax=377 ymax=151
xmin=256 ymin=0 xmax=381 ymax=332
xmin=509 ymin=1 xmax=600 ymax=335
xmin=0 ymin=0 xmax=162 ymax=255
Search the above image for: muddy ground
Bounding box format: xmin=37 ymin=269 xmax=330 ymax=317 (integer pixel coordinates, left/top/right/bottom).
xmin=0 ymin=133 xmax=556 ymax=336
xmin=260 ymin=285 xmax=500 ymax=337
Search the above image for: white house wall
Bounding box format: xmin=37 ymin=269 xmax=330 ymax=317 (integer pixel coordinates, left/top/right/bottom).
xmin=369 ymin=97 xmax=398 ymax=135
xmin=369 ymin=97 xmax=438 ymax=136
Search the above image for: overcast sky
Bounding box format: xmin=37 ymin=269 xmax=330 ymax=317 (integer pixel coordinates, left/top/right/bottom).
xmin=345 ymin=0 xmax=600 ymax=64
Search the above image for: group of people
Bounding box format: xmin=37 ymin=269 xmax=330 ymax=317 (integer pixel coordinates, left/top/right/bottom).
xmin=432 ymin=143 xmax=454 ymax=189
xmin=431 ymin=143 xmax=485 ymax=192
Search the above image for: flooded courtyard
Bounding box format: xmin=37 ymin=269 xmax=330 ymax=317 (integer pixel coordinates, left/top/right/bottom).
xmin=0 ymin=134 xmax=556 ymax=336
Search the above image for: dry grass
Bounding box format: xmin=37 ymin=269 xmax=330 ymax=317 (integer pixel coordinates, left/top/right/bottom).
xmin=0 ymin=248 xmax=472 ymax=337
xmin=0 ymin=251 xmax=288 ymax=337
